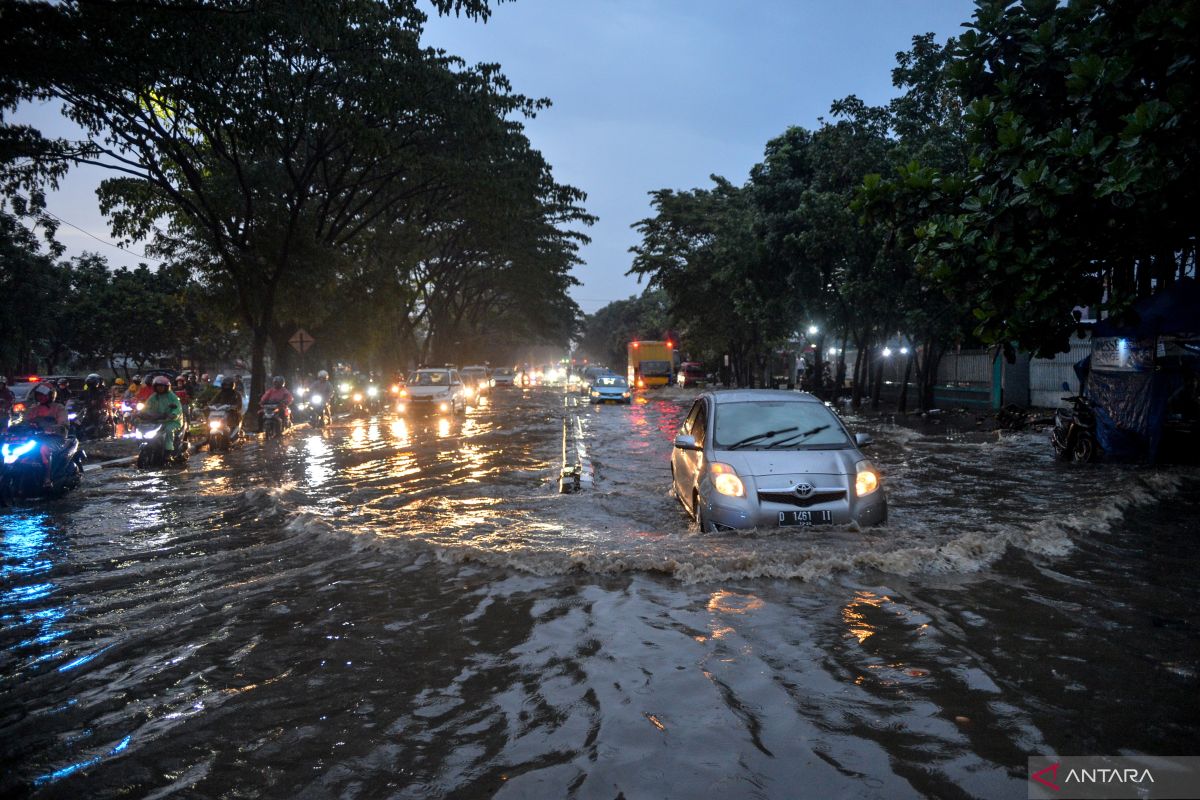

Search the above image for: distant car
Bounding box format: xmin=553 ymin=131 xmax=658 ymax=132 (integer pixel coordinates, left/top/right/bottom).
xmin=589 ymin=374 xmax=631 ymax=404
xmin=5 ymin=381 xmax=39 ymax=424
xmin=578 ymin=365 xmax=611 ymax=394
xmin=677 ymin=362 xmax=707 ymax=387
xmin=492 ymin=367 xmax=515 ymax=386
xmin=671 ymin=390 xmax=886 ymax=532
xmin=401 ymin=368 xmax=467 ymax=415
xmin=460 ymin=366 xmax=490 ymax=397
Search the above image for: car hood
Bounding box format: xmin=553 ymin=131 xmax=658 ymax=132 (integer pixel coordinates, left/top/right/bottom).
xmin=715 ymin=448 xmax=860 ymax=477
xmin=407 ymin=385 xmax=451 ymax=397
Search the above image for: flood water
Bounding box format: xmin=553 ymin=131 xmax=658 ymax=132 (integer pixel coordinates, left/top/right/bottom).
xmin=3 ymin=387 xmax=1198 ymax=798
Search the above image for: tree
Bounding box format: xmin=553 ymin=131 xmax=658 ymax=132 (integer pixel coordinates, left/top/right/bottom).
xmin=892 ymin=0 xmax=1199 ymax=356
xmin=0 ymin=0 xmax=557 ymax=410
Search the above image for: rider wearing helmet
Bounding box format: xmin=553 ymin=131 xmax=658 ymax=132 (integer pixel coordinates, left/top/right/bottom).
xmin=55 ymin=377 xmax=73 ymax=404
xmin=259 ymin=375 xmax=295 ymax=428
xmin=123 ymin=375 xmax=142 ymax=404
xmin=139 ymin=375 xmax=184 ymax=452
xmin=312 ymin=369 xmax=334 ymax=411
xmin=26 ymin=383 xmax=69 ymax=487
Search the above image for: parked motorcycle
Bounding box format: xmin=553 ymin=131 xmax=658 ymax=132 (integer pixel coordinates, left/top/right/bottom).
xmin=260 ymin=402 xmax=287 ymax=440
xmin=0 ymin=423 xmax=85 ymax=504
xmin=135 ymin=421 xmax=190 ymax=468
xmin=206 ymin=404 xmax=243 ymax=452
xmin=1051 ymin=382 xmax=1101 ymax=463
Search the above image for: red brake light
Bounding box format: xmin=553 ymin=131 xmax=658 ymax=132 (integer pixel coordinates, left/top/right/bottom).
xmin=27 ymin=375 xmax=39 ymax=382
xmin=13 ymin=403 xmax=25 ymax=413
xmin=632 ymin=342 xmax=639 ymax=349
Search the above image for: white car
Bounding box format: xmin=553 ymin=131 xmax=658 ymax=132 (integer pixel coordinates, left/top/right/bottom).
xmin=491 ymin=367 xmax=515 ymax=386
xmin=400 ymin=369 xmax=467 ymax=415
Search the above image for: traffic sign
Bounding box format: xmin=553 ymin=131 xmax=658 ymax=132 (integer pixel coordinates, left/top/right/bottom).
xmin=288 ymin=328 xmax=315 ymax=354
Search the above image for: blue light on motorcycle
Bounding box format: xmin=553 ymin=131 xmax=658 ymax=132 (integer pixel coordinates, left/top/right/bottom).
xmin=2 ymin=440 xmax=36 ymax=464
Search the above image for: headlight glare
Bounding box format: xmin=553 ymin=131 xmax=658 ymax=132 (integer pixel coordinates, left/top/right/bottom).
xmin=855 ymin=459 xmax=879 ymax=496
xmin=710 ymin=462 xmax=745 ymax=497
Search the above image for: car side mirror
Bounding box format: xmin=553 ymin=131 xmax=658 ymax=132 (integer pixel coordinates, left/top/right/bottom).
xmin=674 ymin=434 xmax=701 ymax=451
xmin=855 ymin=433 xmax=874 ymax=447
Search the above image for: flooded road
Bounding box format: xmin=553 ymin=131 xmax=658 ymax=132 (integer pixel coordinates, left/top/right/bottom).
xmin=3 ymin=387 xmax=1198 ymax=798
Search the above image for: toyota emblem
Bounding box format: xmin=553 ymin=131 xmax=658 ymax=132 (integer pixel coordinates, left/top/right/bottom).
xmin=794 ymin=482 xmax=814 ymax=497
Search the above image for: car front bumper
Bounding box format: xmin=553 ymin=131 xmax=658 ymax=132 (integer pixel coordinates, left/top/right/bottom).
xmin=700 ymin=484 xmax=887 ymax=529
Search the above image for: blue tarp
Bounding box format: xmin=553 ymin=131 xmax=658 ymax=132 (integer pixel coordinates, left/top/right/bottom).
xmin=1081 ymin=279 xmax=1199 ymax=463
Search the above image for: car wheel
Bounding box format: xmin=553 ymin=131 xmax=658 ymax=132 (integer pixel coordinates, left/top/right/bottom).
xmin=693 ymin=491 xmax=713 ymax=533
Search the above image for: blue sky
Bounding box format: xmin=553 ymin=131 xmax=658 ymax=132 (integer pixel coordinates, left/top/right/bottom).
xmin=15 ymin=0 xmax=977 ymax=314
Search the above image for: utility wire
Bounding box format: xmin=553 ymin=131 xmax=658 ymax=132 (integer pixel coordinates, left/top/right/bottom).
xmin=41 ymin=210 xmax=164 ymax=263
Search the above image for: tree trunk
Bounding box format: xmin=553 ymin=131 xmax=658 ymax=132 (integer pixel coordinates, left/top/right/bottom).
xmin=248 ymin=325 xmax=269 ymax=428
xmin=897 ymin=352 xmax=914 ymax=412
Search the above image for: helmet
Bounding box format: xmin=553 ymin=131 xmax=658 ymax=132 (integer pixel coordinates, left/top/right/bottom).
xmin=200 ymin=373 xmax=210 ymax=382
xmin=34 ymin=383 xmax=55 ymax=402
xmin=318 ymin=370 xmax=329 ymax=380
xmin=272 ymin=375 xmax=285 ymax=388
xmin=86 ymin=372 xmax=101 ymax=383
xmin=0 ymin=376 xmax=7 ymax=385
xmin=152 ymin=375 xmax=171 ymax=388
xmin=114 ymin=377 xmax=127 ymax=386
xmin=57 ymin=378 xmax=70 ymax=387
xmin=131 ymin=374 xmax=142 ymax=383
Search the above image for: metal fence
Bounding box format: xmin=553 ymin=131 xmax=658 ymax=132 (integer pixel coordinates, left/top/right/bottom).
xmin=1030 ymin=338 xmax=1093 ymax=407
xmin=937 ymin=349 xmax=994 ymax=386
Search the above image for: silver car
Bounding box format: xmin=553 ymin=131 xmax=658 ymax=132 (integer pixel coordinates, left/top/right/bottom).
xmin=671 ymin=390 xmax=886 ymax=531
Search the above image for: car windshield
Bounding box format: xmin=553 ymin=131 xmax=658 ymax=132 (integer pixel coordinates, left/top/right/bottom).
xmin=713 ymin=401 xmax=849 ymax=450
xmin=494 ymin=368 xmax=513 ymax=376
xmin=408 ymin=371 xmax=449 ymax=386
xmin=462 ymin=369 xmax=486 ymax=378
xmin=596 ymin=376 xmax=626 ymax=387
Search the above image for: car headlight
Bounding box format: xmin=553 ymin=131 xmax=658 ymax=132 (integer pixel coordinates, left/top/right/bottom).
xmin=855 ymin=459 xmax=879 ymax=497
xmin=622 ymin=391 xmax=630 ymax=398
xmin=367 ymin=386 xmax=379 ymax=397
xmin=353 ymin=392 xmax=363 ymax=403
xmin=710 ymin=462 xmax=745 ymax=497
xmin=590 ymin=390 xmax=600 ymax=397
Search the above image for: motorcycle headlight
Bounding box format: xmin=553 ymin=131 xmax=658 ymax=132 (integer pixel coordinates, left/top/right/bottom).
xmin=353 ymin=393 xmax=363 ymax=403
xmin=311 ymin=394 xmax=323 ymax=405
xmin=209 ymin=420 xmax=222 ymax=432
xmin=855 ymin=459 xmax=879 ymax=497
xmin=340 ymin=383 xmax=352 ymax=394
xmin=3 ymin=440 xmax=36 ymax=464
xmin=136 ymin=402 xmax=145 ymax=411
xmin=367 ymin=386 xmax=379 ymax=397
xmin=710 ymin=463 xmax=745 ymax=497
xmin=68 ymin=413 xmax=77 ymax=420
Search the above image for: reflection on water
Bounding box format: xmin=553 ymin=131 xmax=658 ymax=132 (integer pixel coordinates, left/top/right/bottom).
xmin=304 ymin=434 xmax=334 ymax=489
xmin=842 ymin=590 xmax=886 ymax=644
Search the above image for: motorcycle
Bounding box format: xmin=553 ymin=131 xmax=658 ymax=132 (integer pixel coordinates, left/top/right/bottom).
xmin=308 ymin=392 xmax=332 ymax=428
xmin=134 ymin=420 xmax=190 ymax=468
xmin=0 ymin=423 xmax=85 ymax=504
xmin=75 ymin=401 xmax=115 ymax=441
xmin=260 ymin=402 xmax=287 ymax=440
xmin=1051 ymin=382 xmax=1101 ymax=463
xmin=206 ymin=404 xmax=243 ymax=452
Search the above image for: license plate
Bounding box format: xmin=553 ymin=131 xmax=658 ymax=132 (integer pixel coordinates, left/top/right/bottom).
xmin=778 ymin=510 xmax=833 ymax=527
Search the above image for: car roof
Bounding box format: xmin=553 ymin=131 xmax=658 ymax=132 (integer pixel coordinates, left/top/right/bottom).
xmin=414 ymin=367 xmax=451 ymax=372
xmin=707 ymin=389 xmax=822 ymax=405
xmin=461 ymin=365 xmax=487 ymax=371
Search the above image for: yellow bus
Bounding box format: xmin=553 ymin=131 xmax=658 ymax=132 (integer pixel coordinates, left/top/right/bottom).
xmin=627 ymin=340 xmax=675 ymax=388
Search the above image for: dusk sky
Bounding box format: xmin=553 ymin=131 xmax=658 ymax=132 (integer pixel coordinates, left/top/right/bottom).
xmin=16 ymin=0 xmax=977 ymax=315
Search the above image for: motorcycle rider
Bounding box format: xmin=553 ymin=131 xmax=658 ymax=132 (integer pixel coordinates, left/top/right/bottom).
xmin=259 ymin=376 xmax=294 ymax=429
xmin=139 ymin=375 xmax=184 ymax=454
xmin=0 ymin=377 xmax=14 ymax=433
xmin=211 ymin=375 xmax=244 ymax=433
xmin=123 ymin=375 xmax=142 ymax=404
xmin=25 ymin=383 xmax=68 ymax=488
xmin=312 ymin=369 xmax=335 ymax=416
xmin=55 ymin=377 xmax=73 ymax=404
xmin=79 ymin=373 xmax=111 ymax=429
